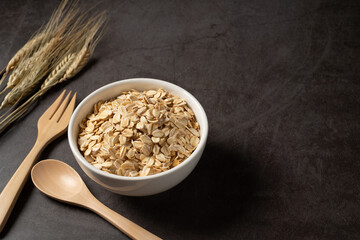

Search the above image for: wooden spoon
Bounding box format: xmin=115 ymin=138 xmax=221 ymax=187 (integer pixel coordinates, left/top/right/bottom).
xmin=31 ymin=159 xmax=162 ymax=240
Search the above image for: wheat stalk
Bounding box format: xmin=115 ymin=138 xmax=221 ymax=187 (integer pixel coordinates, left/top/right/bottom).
xmin=0 ymin=101 xmax=29 ymax=134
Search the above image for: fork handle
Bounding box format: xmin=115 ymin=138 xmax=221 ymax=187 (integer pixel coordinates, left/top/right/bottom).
xmin=0 ymin=139 xmax=45 ymax=232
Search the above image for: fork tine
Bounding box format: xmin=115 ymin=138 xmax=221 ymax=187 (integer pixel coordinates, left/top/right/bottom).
xmin=58 ymin=92 xmax=77 ymax=125
xmin=51 ymin=91 xmax=72 ymax=122
xmin=40 ymin=90 xmax=67 ymax=120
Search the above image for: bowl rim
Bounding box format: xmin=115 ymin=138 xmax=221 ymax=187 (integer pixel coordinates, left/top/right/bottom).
xmin=68 ymin=78 xmax=208 ymax=181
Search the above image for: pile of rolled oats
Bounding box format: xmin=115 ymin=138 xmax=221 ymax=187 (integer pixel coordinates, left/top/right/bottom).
xmin=78 ymin=89 xmax=200 ymax=177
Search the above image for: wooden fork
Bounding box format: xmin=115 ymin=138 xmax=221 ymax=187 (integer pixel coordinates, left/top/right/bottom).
xmin=0 ymin=90 xmax=76 ymax=232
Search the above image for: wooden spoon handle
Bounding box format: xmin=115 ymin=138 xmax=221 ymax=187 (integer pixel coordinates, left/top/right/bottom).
xmin=88 ymin=198 xmax=162 ymax=240
xmin=0 ymin=140 xmax=44 ymax=232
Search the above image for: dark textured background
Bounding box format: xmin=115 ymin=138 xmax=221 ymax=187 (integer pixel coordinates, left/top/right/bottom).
xmin=0 ymin=0 xmax=359 ymax=239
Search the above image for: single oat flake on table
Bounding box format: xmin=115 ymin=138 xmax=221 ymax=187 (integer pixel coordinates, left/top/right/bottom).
xmin=78 ymin=88 xmax=200 ymax=177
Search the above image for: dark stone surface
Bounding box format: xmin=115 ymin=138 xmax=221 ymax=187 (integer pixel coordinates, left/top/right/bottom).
xmin=0 ymin=0 xmax=359 ymax=239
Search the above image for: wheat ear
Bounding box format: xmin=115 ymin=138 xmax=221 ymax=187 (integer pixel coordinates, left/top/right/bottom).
xmin=41 ymin=53 xmax=75 ymax=90
xmin=0 ymin=68 xmax=24 ymax=95
xmin=5 ymin=34 xmax=46 ymax=73
xmin=30 ymin=45 xmax=92 ymax=107
xmin=0 ymin=37 xmax=61 ymax=110
xmin=0 ymin=52 xmax=76 ymax=128
xmin=66 ymin=45 xmax=91 ymax=78
xmin=0 ymin=34 xmax=46 ymax=87
xmin=0 ymin=53 xmax=37 ymax=95
xmin=37 ymin=46 xmax=91 ymax=99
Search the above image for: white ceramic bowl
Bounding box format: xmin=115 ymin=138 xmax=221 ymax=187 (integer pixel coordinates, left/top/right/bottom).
xmin=68 ymin=78 xmax=208 ymax=196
